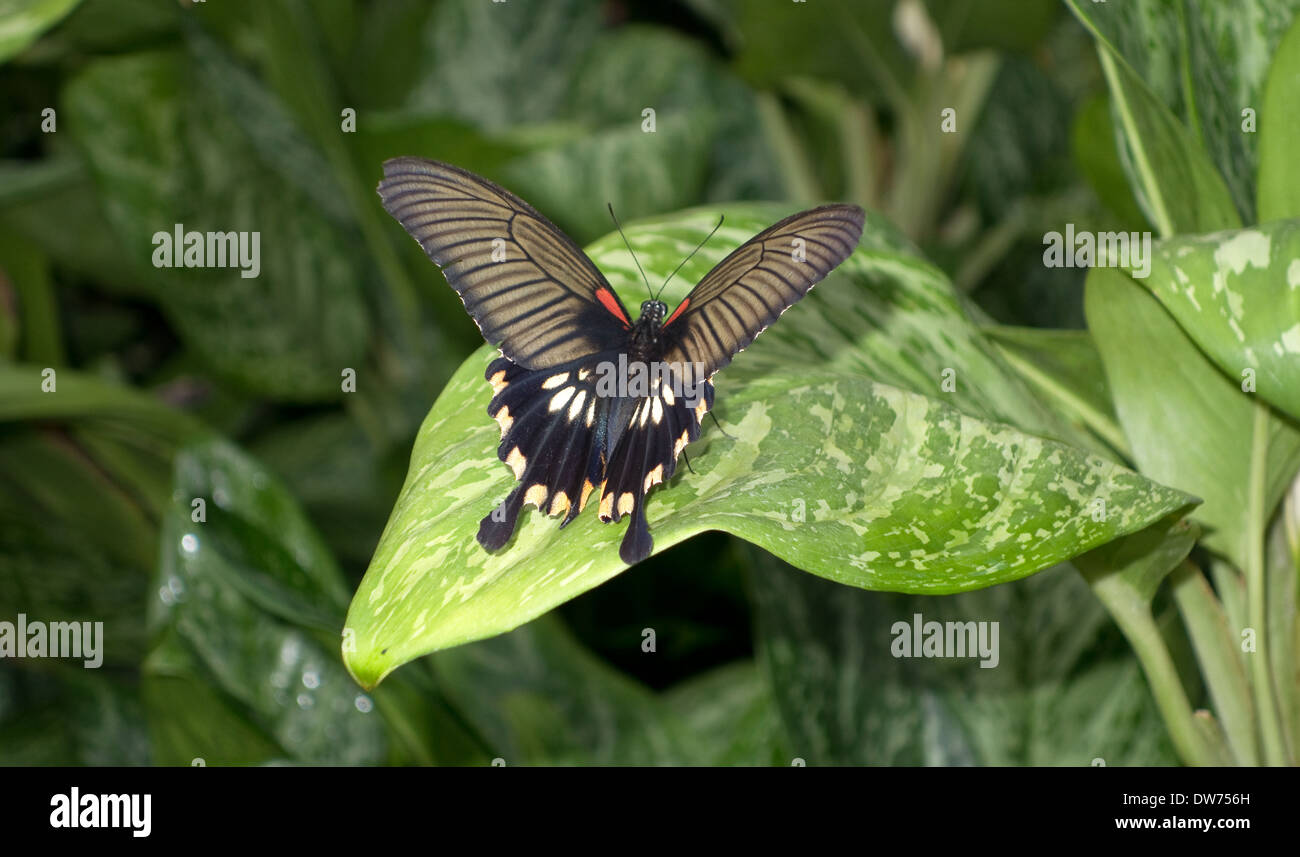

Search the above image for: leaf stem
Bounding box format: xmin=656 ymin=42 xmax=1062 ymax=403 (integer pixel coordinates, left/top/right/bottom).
xmin=1089 ymin=570 xmax=1218 ymax=765
xmin=1169 ymin=561 xmax=1258 ymax=764
xmin=1095 ymin=49 xmax=1174 ymax=238
xmin=1247 ymin=400 xmax=1290 ymax=764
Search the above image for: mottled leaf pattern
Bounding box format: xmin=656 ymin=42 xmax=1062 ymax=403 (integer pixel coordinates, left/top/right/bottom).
xmin=343 ymin=207 xmax=1197 ymax=688
xmin=150 ymin=439 xmax=386 ymax=764
xmin=1086 ymin=267 xmax=1300 ymax=568
xmin=1136 ymin=221 xmax=1300 ymax=424
xmin=1067 ymin=0 xmax=1243 ymax=235
xmin=1068 ymin=0 xmax=1300 ymax=222
xmin=753 ymin=552 xmax=1181 ymax=766
xmin=62 ymin=52 xmax=370 ymax=400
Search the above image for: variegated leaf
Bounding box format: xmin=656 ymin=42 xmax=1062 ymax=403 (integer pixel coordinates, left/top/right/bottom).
xmin=344 ymin=206 xmax=1197 ymax=688
xmin=1136 ymin=220 xmax=1300 ymax=424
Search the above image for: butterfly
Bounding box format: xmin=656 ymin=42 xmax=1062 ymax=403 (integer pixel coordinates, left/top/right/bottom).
xmin=378 ymin=158 xmax=865 ymax=564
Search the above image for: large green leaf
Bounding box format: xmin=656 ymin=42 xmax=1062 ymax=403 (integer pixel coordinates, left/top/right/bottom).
xmin=1068 ymin=0 xmax=1300 ymax=223
xmin=145 ymin=438 xmax=387 ymax=764
xmin=1067 ymin=0 xmax=1243 ymax=235
xmin=1086 ymin=267 xmax=1300 ymax=568
xmin=62 ymin=51 xmax=370 ymax=400
xmin=499 ymin=25 xmax=777 ymax=244
xmin=751 ymin=550 xmax=1181 ymax=766
xmin=1135 ymin=221 xmax=1300 ymax=424
xmin=344 ymin=206 xmax=1197 ymax=688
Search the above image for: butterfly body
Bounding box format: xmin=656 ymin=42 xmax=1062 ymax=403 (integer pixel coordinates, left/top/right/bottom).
xmin=378 ymin=157 xmax=864 ymax=564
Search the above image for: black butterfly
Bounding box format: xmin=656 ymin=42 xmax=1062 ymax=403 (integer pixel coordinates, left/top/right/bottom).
xmin=378 ymin=158 xmax=865 ymax=564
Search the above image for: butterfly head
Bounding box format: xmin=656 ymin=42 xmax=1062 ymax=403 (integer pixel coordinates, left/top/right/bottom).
xmin=639 ymin=300 xmax=669 ymax=326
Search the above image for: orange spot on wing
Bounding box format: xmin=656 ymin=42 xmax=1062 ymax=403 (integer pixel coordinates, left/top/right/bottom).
xmin=595 ymin=287 xmax=630 ymax=327
xmin=664 ymin=297 xmax=690 ymax=326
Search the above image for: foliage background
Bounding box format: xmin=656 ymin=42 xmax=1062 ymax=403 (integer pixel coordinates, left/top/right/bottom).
xmin=1 ymin=0 xmax=1295 ymax=765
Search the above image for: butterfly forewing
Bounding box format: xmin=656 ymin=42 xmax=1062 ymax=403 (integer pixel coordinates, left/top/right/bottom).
xmin=659 ymin=204 xmax=865 ymax=379
xmin=378 ymin=157 xmax=633 ymax=369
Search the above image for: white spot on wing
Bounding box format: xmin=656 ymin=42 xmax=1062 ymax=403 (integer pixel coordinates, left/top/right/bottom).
xmin=549 ymin=386 xmax=576 ymax=412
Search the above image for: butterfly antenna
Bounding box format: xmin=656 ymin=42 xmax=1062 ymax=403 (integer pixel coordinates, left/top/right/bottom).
xmin=608 ymin=203 xmax=654 ymax=302
xmin=681 ymin=448 xmax=696 ymax=475
xmin=657 ymin=214 xmax=724 ymax=300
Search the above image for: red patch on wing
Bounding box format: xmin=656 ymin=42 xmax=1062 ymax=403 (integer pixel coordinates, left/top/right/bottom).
xmin=595 ymin=287 xmax=630 ymax=327
xmin=664 ymin=297 xmax=690 ymax=326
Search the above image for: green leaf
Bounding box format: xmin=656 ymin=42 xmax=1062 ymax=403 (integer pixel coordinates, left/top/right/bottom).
xmin=963 ymin=58 xmax=1072 ymax=221
xmin=1134 ymin=221 xmax=1300 ymax=424
xmin=143 ymin=634 xmax=286 ymax=766
xmin=1268 ymin=479 xmax=1300 ymax=751
xmin=22 ymin=0 xmax=176 ymax=59
xmin=0 ymin=365 xmax=207 ymax=669
xmin=497 ymin=25 xmax=777 ymax=244
xmin=0 ymin=507 xmax=151 ymax=668
xmin=0 ymin=231 xmax=63 ymax=364
xmin=147 ymin=438 xmax=386 ymax=764
xmin=0 ymin=0 xmax=83 ymax=63
xmin=663 ymin=661 xmax=791 ymax=765
xmin=1068 ymin=0 xmax=1242 ymax=235
xmin=248 ymin=413 xmax=402 ymax=572
xmin=0 ymin=159 xmax=145 ymax=296
xmin=1258 ymin=13 xmax=1300 ymax=221
xmin=1085 ymin=267 xmax=1300 ymax=568
xmin=0 ymin=362 xmax=204 ymax=440
xmin=406 ymin=0 xmax=603 ymax=131
xmin=0 ymin=428 xmax=158 ymax=573
xmin=925 ymin=0 xmax=1061 ymax=54
xmin=983 ymin=324 xmax=1126 ymax=459
xmin=432 ymin=617 xmax=696 ymax=765
xmin=344 ymin=0 xmax=436 ymax=109
xmin=0 ymin=671 xmax=150 ymax=765
xmin=1169 ymin=563 xmax=1258 ymax=765
xmin=1067 ymin=0 xmax=1300 ymax=223
xmin=62 ymin=51 xmax=370 ymax=401
xmin=501 ymin=110 xmax=717 ymax=244
xmin=729 ymin=0 xmax=909 ymax=100
xmin=344 ymin=207 xmax=1198 ymax=688
xmin=751 ymin=550 xmax=1181 ymax=766
xmin=1071 ymin=94 xmax=1150 ymax=232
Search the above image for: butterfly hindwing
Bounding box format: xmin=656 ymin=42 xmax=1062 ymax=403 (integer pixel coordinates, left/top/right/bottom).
xmin=378 ymin=158 xmax=632 ymax=369
xmin=479 ymin=354 xmax=715 ymax=564
xmin=597 ymin=376 xmax=715 ymax=564
xmin=478 ymin=356 xmax=610 ymax=550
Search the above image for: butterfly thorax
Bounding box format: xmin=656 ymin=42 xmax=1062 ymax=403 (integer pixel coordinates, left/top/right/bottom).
xmin=629 ymin=299 xmax=670 ymax=352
